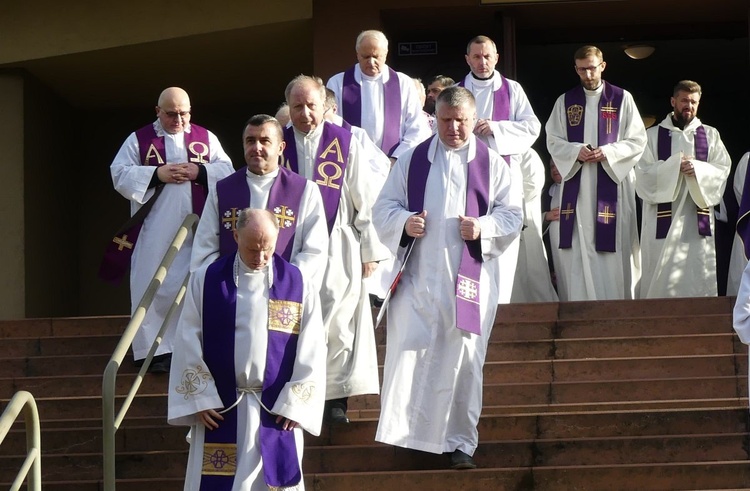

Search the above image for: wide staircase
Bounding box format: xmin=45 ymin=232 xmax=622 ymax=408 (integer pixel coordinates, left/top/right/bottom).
xmin=0 ymin=297 xmax=748 ymax=490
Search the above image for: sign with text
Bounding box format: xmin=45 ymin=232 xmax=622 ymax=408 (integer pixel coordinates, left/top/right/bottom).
xmin=398 ymin=41 xmax=438 ymax=56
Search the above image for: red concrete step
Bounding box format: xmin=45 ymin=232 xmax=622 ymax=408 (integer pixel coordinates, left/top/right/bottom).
xmin=303 ymin=433 xmax=749 ymax=473
xmin=0 ymin=316 xmax=127 ymax=338
xmin=554 ymin=314 xmax=733 ymax=338
xmin=0 ymin=354 xmax=141 ymax=377
xmin=0 ymin=373 xmax=169 ymax=399
xmin=0 ymin=479 xmax=184 ymax=491
xmin=309 ymin=407 xmax=749 ymax=446
xmin=0 ymin=393 xmax=168 ymax=421
xmin=303 ymin=460 xmax=750 ymax=491
xmin=557 ymin=296 xmax=733 ymax=320
xmin=0 ymin=334 xmax=122 ymax=357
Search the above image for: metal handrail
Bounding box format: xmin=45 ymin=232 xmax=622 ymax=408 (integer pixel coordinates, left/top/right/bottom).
xmin=0 ymin=390 xmax=42 ymax=491
xmin=102 ymin=213 xmax=198 ymax=491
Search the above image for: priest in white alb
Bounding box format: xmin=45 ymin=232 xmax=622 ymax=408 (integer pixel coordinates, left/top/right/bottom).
xmin=727 ymin=151 xmax=750 ymax=296
xmin=108 ymin=87 xmax=233 ymax=372
xmin=373 ymin=86 xmax=522 ymax=470
xmin=636 ymin=80 xmax=730 ymax=298
xmin=283 ymin=75 xmax=391 ymax=425
xmin=190 ymin=114 xmax=328 ymax=293
xmin=546 ymin=46 xmax=646 ymax=301
xmin=326 ymin=29 xmax=431 ymax=162
xmin=460 ymin=35 xmax=540 ymax=303
xmin=168 ymin=208 xmax=325 ymax=491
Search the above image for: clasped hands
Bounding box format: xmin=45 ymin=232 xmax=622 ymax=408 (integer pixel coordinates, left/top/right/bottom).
xmin=199 ymin=408 xmax=299 ymax=431
xmin=157 ymin=162 xmax=200 ymax=184
xmin=680 ymin=154 xmax=696 ymax=177
xmin=405 ymin=210 xmax=481 ymax=240
xmin=577 ymin=145 xmax=606 ymax=164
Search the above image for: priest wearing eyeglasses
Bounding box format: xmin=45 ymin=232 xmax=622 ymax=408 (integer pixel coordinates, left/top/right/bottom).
xmin=108 ymin=87 xmax=234 ymax=372
xmin=545 ymin=46 xmax=647 ymax=301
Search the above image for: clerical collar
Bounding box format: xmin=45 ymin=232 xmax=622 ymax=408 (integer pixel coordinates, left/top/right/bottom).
xmin=292 ymin=122 xmax=324 ymax=140
xmin=234 ymin=254 xmax=271 ymax=286
xmin=153 ymin=119 xmax=191 ymax=136
xmin=361 ymin=70 xmax=383 ymax=82
xmin=246 ymin=167 xmax=279 ymax=181
xmin=583 ymin=83 xmax=604 ymax=95
xmin=471 ymin=72 xmax=494 ymax=82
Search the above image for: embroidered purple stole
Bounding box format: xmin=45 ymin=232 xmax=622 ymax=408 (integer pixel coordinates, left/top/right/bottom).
xmin=282 ymin=122 xmax=351 ymax=234
xmin=201 ymin=253 xmax=303 ymax=490
xmin=98 ymin=123 xmax=211 ymax=283
xmin=459 ymin=74 xmax=512 ymax=164
xmin=216 ymin=167 xmax=307 ymax=260
xmin=655 ymin=125 xmax=711 ymax=239
xmin=341 ymin=66 xmax=401 ymax=157
xmin=736 ymin=152 xmax=750 ymax=259
xmin=559 ymin=82 xmax=624 ymax=252
xmin=407 ymin=136 xmax=490 ymax=335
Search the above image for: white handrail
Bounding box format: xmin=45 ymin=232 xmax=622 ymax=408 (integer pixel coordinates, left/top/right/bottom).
xmin=0 ymin=390 xmax=42 ymax=491
xmin=102 ymin=213 xmax=198 ymax=491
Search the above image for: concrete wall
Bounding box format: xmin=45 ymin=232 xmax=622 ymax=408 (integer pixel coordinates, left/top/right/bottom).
xmin=0 ymin=74 xmax=25 ymax=319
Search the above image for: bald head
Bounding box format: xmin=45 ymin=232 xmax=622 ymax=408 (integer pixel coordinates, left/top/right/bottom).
xmin=234 ymin=208 xmax=279 ymax=270
xmin=155 ymin=87 xmax=191 ymax=134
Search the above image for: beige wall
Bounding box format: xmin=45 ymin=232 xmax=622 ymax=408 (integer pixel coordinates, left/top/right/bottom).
xmin=0 ymin=74 xmax=26 ymax=319
xmin=0 ymin=0 xmax=313 ymax=64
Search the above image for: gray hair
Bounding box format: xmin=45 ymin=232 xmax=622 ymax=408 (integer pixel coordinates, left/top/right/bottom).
xmin=436 ymin=86 xmax=476 ymax=111
xmin=356 ymin=30 xmax=388 ymax=52
xmin=284 ymin=74 xmax=326 ymax=104
xmin=236 ymin=208 xmax=280 ymax=232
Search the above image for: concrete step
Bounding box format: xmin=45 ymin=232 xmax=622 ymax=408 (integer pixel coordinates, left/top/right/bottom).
xmin=0 ymin=354 xmax=141 ymax=377
xmin=309 ymin=407 xmax=749 ymax=446
xmin=0 ymin=373 xmax=169 ymax=399
xmin=0 ymin=479 xmax=184 ymax=491
xmin=0 ymin=316 xmax=127 ymax=338
xmin=302 ymin=460 xmax=750 ymax=491
xmin=0 ymin=334 xmax=121 ymax=357
xmin=557 ymin=296 xmax=734 ymax=320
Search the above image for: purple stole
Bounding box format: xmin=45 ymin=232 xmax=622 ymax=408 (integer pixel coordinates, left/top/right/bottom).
xmin=216 ymin=167 xmax=307 ymax=260
xmin=98 ymin=123 xmax=211 ymax=283
xmin=201 ymin=253 xmax=303 ymax=490
xmin=559 ymin=82 xmax=624 ymax=252
xmin=736 ymin=152 xmax=750 ymax=259
xmin=282 ymin=122 xmax=351 ymax=234
xmin=407 ymin=135 xmax=490 ymax=335
xmin=341 ymin=66 xmax=401 ymax=157
xmin=459 ymin=74 xmax=512 ymax=164
xmin=655 ymin=125 xmax=711 ymax=239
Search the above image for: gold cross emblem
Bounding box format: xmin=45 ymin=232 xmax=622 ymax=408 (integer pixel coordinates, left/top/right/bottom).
xmin=560 ymin=203 xmax=575 ymax=220
xmin=601 ymin=103 xmax=618 ymax=135
xmin=273 ymin=205 xmax=296 ymax=229
xmin=112 ymin=234 xmax=133 ymax=251
xmin=598 ymin=205 xmax=616 ymax=224
xmin=222 ymin=208 xmax=239 ymax=231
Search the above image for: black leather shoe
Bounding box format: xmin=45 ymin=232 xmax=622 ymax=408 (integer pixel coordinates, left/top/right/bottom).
xmin=325 ymin=406 xmax=350 ymax=425
xmin=449 ymin=449 xmax=476 ymax=470
xmin=148 ymin=353 xmax=172 ymax=374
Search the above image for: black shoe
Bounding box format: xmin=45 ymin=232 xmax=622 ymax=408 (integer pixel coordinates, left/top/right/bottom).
xmin=448 ymin=449 xmax=476 ymax=470
xmin=133 ymin=358 xmax=145 ymax=368
xmin=148 ymin=353 xmax=172 ymax=374
xmin=369 ymin=294 xmax=384 ymax=308
xmin=323 ymin=399 xmax=350 ymax=425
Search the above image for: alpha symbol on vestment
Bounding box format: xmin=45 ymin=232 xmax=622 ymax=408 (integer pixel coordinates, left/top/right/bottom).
xmin=457 ymin=278 xmax=479 ymax=300
xmin=273 ymin=205 xmax=296 ymax=228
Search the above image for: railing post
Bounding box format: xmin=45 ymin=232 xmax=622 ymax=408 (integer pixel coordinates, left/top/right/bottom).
xmin=0 ymin=390 xmax=41 ymax=491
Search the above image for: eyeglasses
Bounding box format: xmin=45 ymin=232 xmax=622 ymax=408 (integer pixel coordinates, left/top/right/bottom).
xmin=575 ymin=63 xmax=603 ymax=74
xmin=159 ymin=108 xmax=191 ymax=119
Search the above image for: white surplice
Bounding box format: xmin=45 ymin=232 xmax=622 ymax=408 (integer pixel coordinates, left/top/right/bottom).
xmin=290 ymin=122 xmax=391 ymax=399
xmin=461 ymin=71 xmax=540 ymax=303
xmin=110 ymin=120 xmax=234 ymax=360
xmin=372 ymin=135 xmax=522 ymax=456
xmin=636 ymin=115 xmax=731 ymax=298
xmin=168 ymin=255 xmax=325 ymax=491
xmin=511 ymin=149 xmax=559 ymax=303
xmin=327 ymin=64 xmax=432 ymax=159
xmin=731 ymin=259 xmax=750 ymax=407
xmin=546 ymin=84 xmax=647 ymax=301
xmin=727 ymin=152 xmax=750 ymax=295
xmin=189 ymin=167 xmax=329 ymax=292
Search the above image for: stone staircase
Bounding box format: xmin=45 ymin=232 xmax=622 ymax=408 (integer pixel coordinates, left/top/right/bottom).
xmin=0 ymin=297 xmax=748 ymax=490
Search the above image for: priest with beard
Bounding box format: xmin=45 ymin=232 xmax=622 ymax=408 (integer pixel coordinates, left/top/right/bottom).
xmin=635 ymin=80 xmax=730 ymax=298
